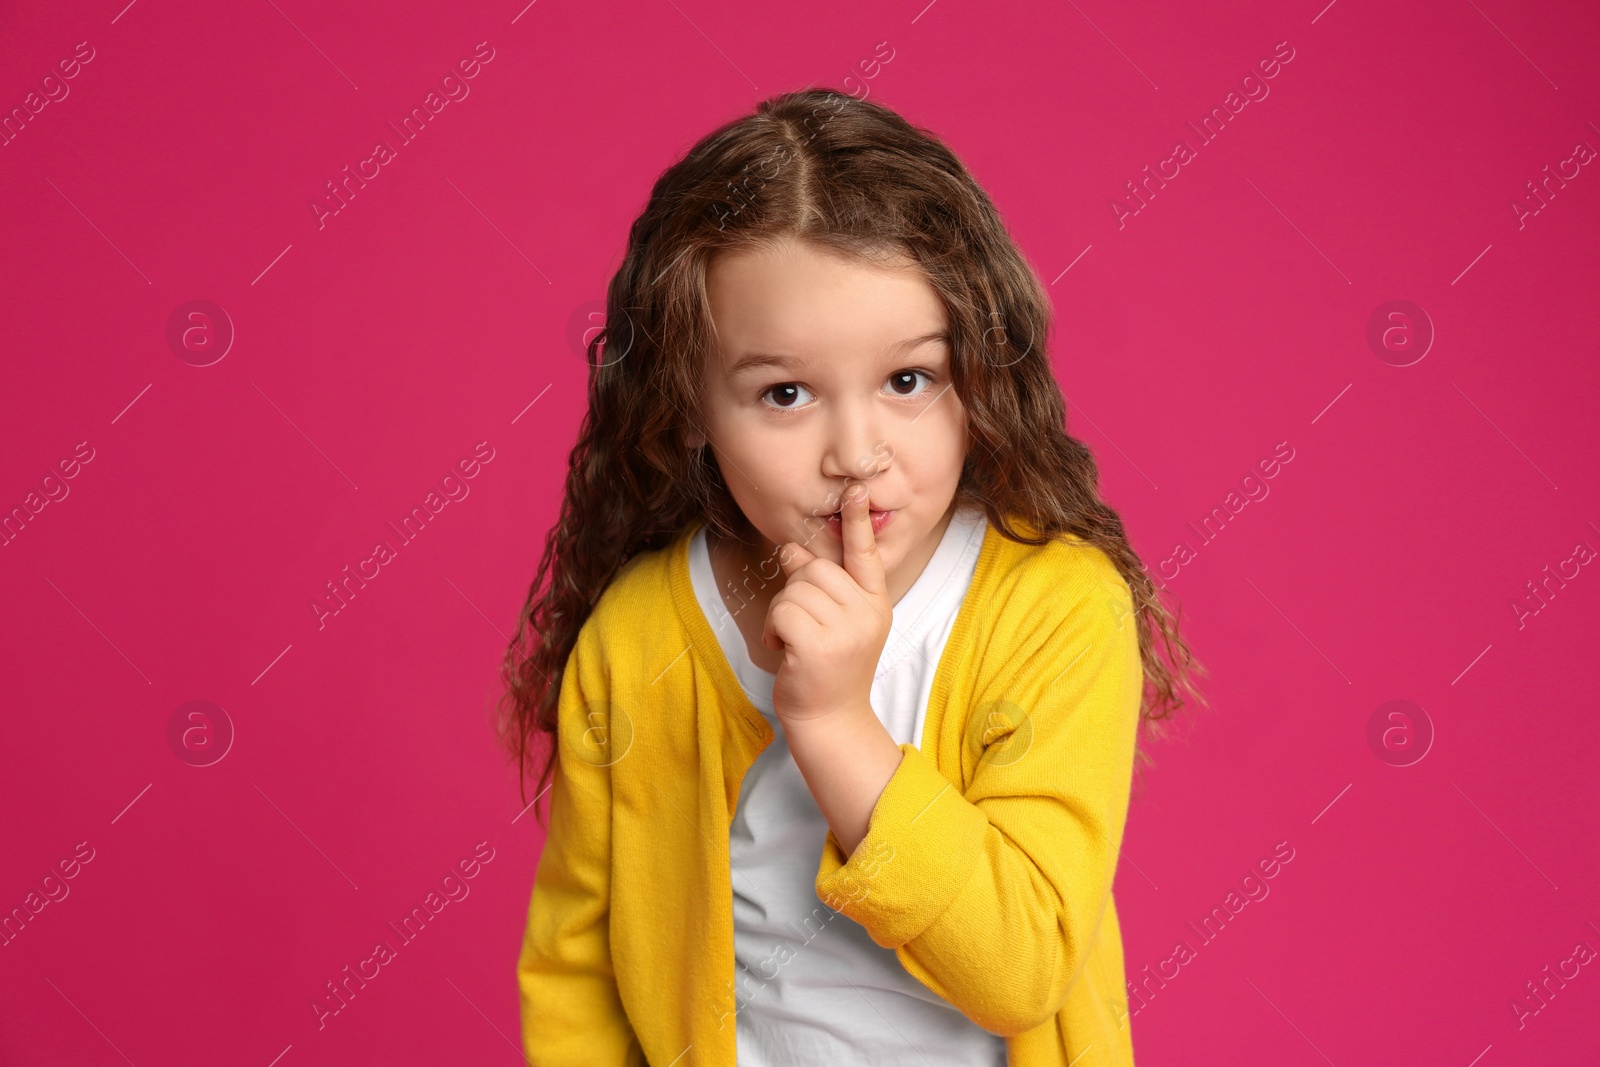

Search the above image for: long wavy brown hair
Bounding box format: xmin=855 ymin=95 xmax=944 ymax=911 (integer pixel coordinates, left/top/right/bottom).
xmin=495 ymin=88 xmax=1207 ymax=825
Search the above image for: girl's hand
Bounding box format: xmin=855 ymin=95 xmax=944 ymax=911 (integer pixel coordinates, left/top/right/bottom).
xmin=763 ymin=483 xmax=892 ymax=724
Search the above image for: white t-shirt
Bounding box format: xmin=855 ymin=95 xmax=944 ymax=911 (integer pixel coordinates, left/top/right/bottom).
xmin=688 ymin=505 xmax=1007 ymax=1067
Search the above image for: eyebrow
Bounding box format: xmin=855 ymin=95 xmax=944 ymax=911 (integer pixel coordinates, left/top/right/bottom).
xmin=727 ymin=331 xmax=950 ymax=377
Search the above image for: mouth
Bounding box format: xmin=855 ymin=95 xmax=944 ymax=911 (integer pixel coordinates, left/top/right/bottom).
xmin=822 ymin=507 xmax=895 ymax=536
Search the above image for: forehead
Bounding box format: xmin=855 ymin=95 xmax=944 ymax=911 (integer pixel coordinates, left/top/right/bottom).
xmin=705 ymin=239 xmax=947 ymax=369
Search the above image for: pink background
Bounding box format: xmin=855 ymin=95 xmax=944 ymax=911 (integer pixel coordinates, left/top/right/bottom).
xmin=2 ymin=0 xmax=1597 ymax=1062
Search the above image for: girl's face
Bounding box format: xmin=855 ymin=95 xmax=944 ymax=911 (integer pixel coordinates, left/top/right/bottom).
xmin=692 ymin=236 xmax=970 ymax=604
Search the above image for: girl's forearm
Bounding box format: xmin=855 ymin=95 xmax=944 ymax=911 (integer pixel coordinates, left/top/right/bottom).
xmin=783 ymin=702 xmax=904 ymax=857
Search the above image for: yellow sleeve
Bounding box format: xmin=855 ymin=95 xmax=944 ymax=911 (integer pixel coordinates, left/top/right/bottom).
xmin=813 ymin=557 xmax=1143 ymax=1038
xmin=517 ymin=622 xmax=644 ymax=1064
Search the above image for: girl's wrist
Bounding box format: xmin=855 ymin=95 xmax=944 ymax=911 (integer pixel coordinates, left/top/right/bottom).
xmin=783 ymin=702 xmax=902 ymax=856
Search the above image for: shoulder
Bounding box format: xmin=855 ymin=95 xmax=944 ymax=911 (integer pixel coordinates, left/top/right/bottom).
xmin=982 ymin=517 xmax=1132 ymax=623
xmin=960 ymin=518 xmax=1139 ymax=659
xmin=965 ymin=519 xmax=1143 ymax=706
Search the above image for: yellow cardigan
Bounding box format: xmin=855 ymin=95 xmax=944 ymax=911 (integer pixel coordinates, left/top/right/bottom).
xmin=518 ymin=513 xmax=1143 ymax=1065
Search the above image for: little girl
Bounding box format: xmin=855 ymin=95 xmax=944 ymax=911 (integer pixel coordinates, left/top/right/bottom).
xmin=499 ymin=88 xmax=1203 ymax=1067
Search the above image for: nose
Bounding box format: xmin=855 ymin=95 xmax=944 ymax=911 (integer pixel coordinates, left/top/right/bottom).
xmin=818 ymin=395 xmax=890 ymax=488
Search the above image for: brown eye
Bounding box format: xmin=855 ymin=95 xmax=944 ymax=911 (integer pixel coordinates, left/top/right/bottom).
xmin=885 ymin=370 xmax=933 ymax=398
xmin=760 ymin=382 xmax=814 ymax=409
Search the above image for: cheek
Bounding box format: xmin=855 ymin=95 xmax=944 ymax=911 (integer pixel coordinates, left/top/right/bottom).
xmin=899 ymin=406 xmax=968 ymax=472
xmin=735 ymin=425 xmax=806 ymax=478
xmin=709 ymin=409 xmax=779 ymax=466
xmin=719 ymin=424 xmax=807 ymax=505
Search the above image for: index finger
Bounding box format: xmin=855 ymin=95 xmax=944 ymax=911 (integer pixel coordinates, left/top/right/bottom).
xmin=840 ymin=482 xmax=887 ymax=598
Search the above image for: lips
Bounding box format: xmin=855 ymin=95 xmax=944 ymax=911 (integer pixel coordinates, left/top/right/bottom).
xmin=821 ymin=497 xmax=892 ymax=516
xmin=823 ymin=508 xmax=895 ymax=536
